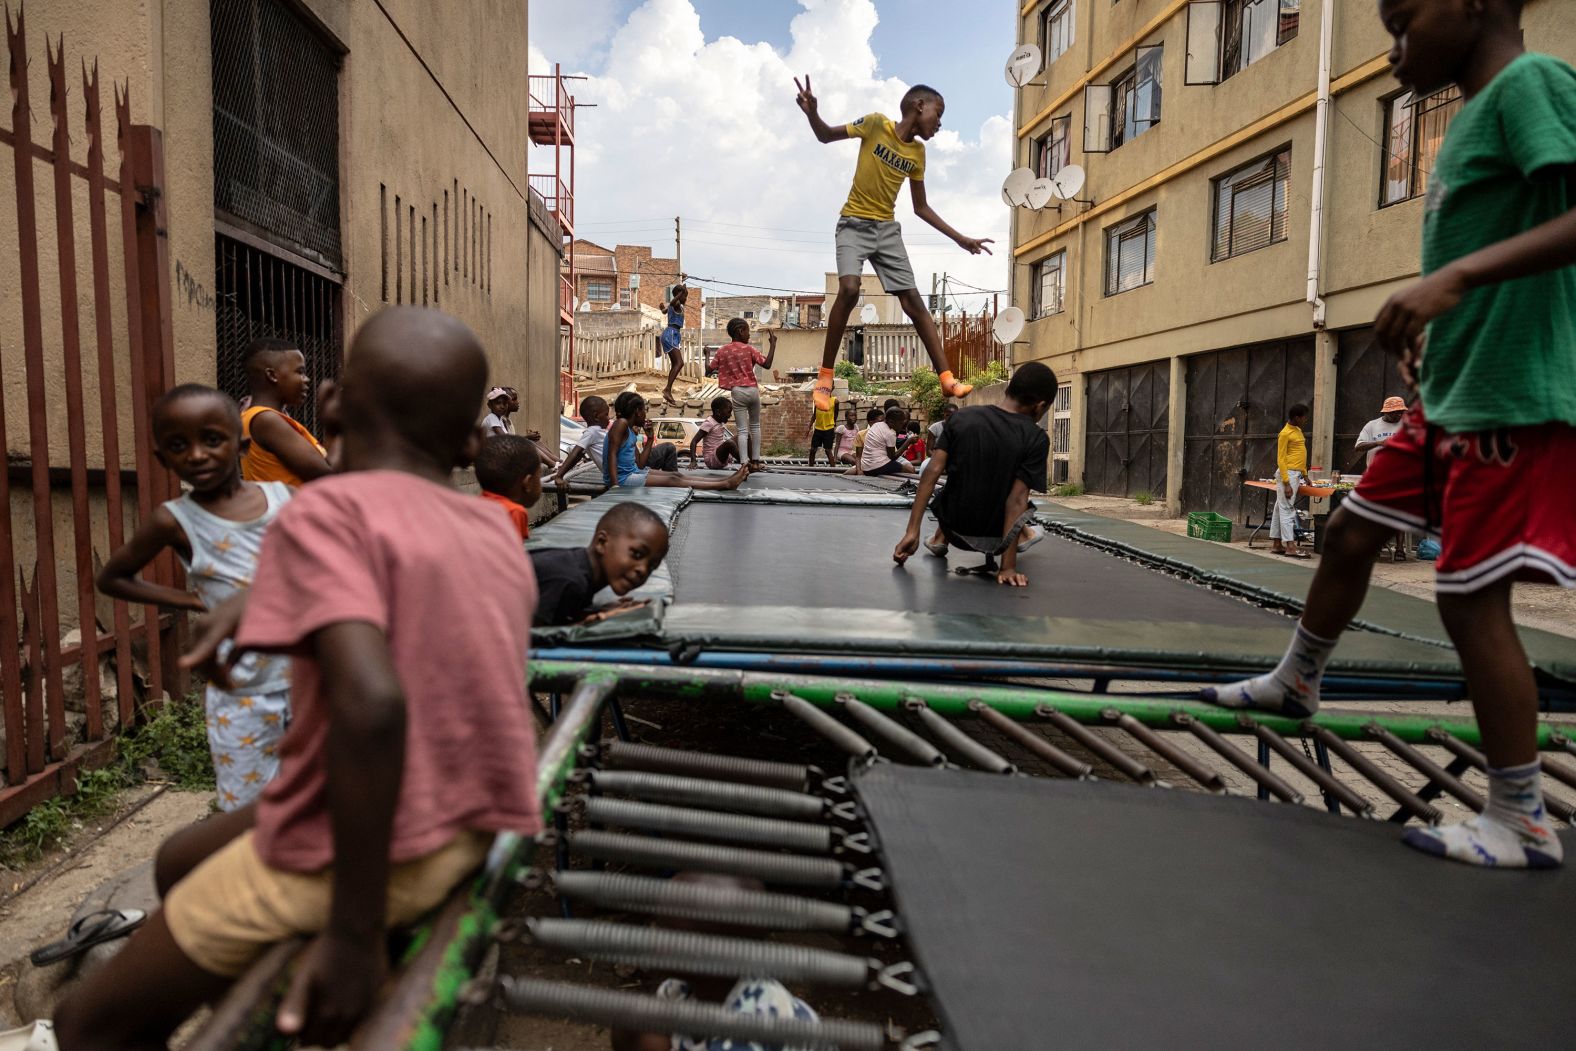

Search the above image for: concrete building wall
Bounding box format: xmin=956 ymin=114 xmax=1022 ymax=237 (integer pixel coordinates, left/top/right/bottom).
xmin=1008 ymin=0 xmax=1572 ymax=513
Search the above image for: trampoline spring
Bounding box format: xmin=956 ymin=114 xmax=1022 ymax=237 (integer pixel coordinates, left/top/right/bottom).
xmin=1551 ymin=732 xmax=1576 ymax=759
xmin=494 ymin=976 xmax=888 ymax=1051
xmin=823 ymin=776 xmax=852 ymax=795
xmin=1364 ymin=724 xmax=1484 ymax=813
xmin=581 ymin=797 xmax=836 ymax=854
xmin=1305 ymin=724 xmax=1440 ymax=825
xmin=968 ymin=702 xmax=1092 ymax=779
xmin=568 ymin=830 xmax=850 ymax=889
xmin=1427 ymin=731 xmax=1576 ymax=825
xmin=524 ymin=918 xmax=878 ymax=988
xmin=852 ymin=866 xmax=887 ymax=893
xmin=778 ymin=693 xmax=879 ymax=761
xmin=1536 ymin=752 xmax=1576 ymax=794
xmin=1241 ymin=719 xmax=1375 ymax=817
xmin=599 ymin=739 xmax=812 ymax=791
xmin=548 ymin=870 xmax=861 ymax=934
xmin=585 ymin=769 xmax=833 ymax=822
xmin=858 ymin=908 xmax=900 ymax=938
xmin=904 ymin=700 xmax=1016 ymax=774
xmin=836 ymin=695 xmax=947 ymax=767
xmin=875 ymin=960 xmax=922 ymax=997
xmin=1173 ymin=714 xmax=1305 ymax=805
xmin=1037 ymin=705 xmax=1157 ymax=785
xmin=1103 ymin=711 xmax=1226 ymax=793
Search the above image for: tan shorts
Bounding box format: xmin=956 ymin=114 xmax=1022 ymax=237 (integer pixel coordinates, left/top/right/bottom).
xmin=164 ymin=828 xmax=492 ymax=977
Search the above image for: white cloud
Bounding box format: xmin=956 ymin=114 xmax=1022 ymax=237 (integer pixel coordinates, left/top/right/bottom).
xmin=531 ymin=0 xmax=1014 ymax=314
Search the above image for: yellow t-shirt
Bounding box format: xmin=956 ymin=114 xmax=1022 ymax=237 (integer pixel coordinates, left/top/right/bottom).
xmin=813 ymin=400 xmax=838 ymax=431
xmin=1276 ymin=423 xmax=1307 ymax=482
xmin=841 ymin=113 xmax=926 ymax=222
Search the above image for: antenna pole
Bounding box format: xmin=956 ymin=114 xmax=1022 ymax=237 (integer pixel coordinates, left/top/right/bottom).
xmin=675 ymin=216 xmax=682 ymax=278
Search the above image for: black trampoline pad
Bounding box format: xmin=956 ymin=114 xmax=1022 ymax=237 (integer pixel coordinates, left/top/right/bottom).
xmin=668 ymin=502 xmax=1284 ymax=627
xmin=735 ymin=470 xmax=892 ymax=492
xmin=855 ymin=766 xmax=1576 ymax=1050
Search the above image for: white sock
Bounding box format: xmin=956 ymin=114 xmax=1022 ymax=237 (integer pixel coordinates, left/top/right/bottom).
xmin=1403 ymin=761 xmax=1564 ymax=869
xmin=1202 ymin=622 xmax=1336 ymax=717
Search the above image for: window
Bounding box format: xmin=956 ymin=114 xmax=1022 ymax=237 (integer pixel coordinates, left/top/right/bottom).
xmin=1051 ymin=382 xmax=1072 ymax=485
xmin=1212 ymin=148 xmax=1290 ymax=261
xmin=657 ymin=423 xmax=687 ymax=441
xmin=620 ymin=288 xmax=632 ymax=307
xmin=1042 ymin=0 xmax=1074 ymax=64
xmin=586 ymin=280 xmax=613 ymax=302
xmin=1035 ymin=115 xmax=1072 ymax=179
xmin=1104 ymin=211 xmax=1156 ymax=295
xmin=1222 ymin=0 xmax=1299 ymax=80
xmin=1032 ymin=251 xmax=1066 ymax=319
xmin=1382 ymin=86 xmax=1462 ymax=206
xmin=1110 ymin=46 xmax=1162 ymax=149
xmin=744 ymin=310 xmax=755 ymax=318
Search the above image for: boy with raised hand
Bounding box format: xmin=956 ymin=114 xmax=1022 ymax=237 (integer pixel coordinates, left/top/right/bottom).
xmin=531 ymin=502 xmax=670 ymax=627
xmin=54 ymin=307 xmax=543 ymax=1046
xmin=1205 ymin=0 xmax=1576 ymax=870
xmin=794 ymin=76 xmax=994 ymax=412
xmin=239 ymin=337 xmax=332 ymax=487
xmin=894 ymin=362 xmax=1054 ymax=588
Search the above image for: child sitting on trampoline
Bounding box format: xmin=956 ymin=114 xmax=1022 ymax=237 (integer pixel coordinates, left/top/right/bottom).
xmin=605 ymin=391 xmax=750 ymax=491
xmin=531 ymin=502 xmax=670 ymax=626
xmin=687 ymin=397 xmax=741 ymax=469
xmin=1206 ymin=0 xmax=1576 ymax=870
xmin=859 ymin=406 xmax=917 ymax=477
xmin=894 ymin=362 xmax=1055 ymax=587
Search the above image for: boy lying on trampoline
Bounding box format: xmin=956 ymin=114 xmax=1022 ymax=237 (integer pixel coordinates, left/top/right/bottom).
xmin=605 ymin=391 xmax=751 ymax=491
xmin=1207 ymin=0 xmax=1576 ymax=870
xmin=894 ymin=362 xmax=1054 ymax=587
xmin=531 ymin=502 xmax=670 ymax=627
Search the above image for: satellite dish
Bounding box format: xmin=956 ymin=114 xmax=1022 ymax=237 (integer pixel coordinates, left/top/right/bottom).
xmin=859 ymin=303 xmax=879 ymax=326
xmin=993 ymin=307 xmax=1026 ymax=345
xmin=1001 ymin=166 xmax=1035 ymax=208
xmin=1050 ymin=164 xmax=1087 ymax=201
xmin=757 ymin=306 xmax=777 ymax=326
xmin=1025 ymin=177 xmax=1057 ymax=210
xmin=1004 ymin=43 xmax=1042 ymax=88
xmin=577 ymin=298 xmax=592 ymax=313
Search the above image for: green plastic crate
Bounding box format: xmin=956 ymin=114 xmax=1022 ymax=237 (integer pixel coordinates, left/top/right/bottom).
xmin=1186 ymin=511 xmax=1233 ymax=542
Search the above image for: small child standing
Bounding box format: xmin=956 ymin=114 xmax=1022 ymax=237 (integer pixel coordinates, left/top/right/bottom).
xmin=97 ymin=385 xmax=292 ymax=811
xmin=712 ymin=318 xmax=777 ymax=467
xmin=688 ymin=397 xmax=741 ymax=469
xmin=530 ymin=502 xmax=671 ymax=626
xmin=476 ymin=434 xmax=544 ymax=541
xmin=808 ymin=394 xmax=840 ymax=467
xmin=239 ymin=337 xmax=332 ymax=487
xmin=1271 ymin=403 xmax=1311 ymax=558
xmin=658 ymin=284 xmax=689 ymax=406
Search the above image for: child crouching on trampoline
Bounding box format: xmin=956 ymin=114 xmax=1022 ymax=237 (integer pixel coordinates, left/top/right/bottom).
xmin=1206 ymin=0 xmax=1576 ymax=870
xmin=605 ymin=391 xmax=751 ymax=491
xmin=893 ymin=362 xmax=1054 ymax=587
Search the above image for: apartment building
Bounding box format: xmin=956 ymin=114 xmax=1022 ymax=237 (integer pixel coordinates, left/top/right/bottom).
xmin=568 ymin=239 xmax=703 ymax=327
xmin=1008 ymin=0 xmax=1570 ymax=517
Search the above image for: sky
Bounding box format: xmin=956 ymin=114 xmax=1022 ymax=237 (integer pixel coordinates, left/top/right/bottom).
xmin=528 ymin=0 xmax=1019 ymax=314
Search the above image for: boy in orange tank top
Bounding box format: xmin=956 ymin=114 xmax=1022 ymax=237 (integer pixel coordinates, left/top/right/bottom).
xmin=239 ymin=337 xmax=332 ymax=487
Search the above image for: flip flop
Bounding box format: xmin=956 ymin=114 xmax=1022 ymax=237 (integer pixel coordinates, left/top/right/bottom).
xmin=923 ymin=539 xmax=949 ymax=558
xmin=1280 ymin=549 xmax=1312 ymax=560
xmin=1016 ymin=524 xmax=1045 ymax=553
xmin=0 ymin=1021 xmax=57 ymax=1051
xmin=29 ymin=908 xmax=146 ymax=967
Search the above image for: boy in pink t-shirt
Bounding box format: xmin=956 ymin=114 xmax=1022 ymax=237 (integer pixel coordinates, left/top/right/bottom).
xmin=56 ymin=308 xmax=541 ymax=1049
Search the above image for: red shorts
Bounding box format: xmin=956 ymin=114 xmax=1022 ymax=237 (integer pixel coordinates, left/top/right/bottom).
xmin=1343 ymin=404 xmax=1576 ymax=594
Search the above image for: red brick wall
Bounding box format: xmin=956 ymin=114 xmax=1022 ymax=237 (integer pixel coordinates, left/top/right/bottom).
xmin=757 ymin=391 xmax=929 ymax=455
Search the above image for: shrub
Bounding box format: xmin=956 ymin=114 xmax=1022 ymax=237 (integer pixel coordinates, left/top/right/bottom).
xmin=1134 ymin=490 xmax=1154 ymax=506
xmin=962 ymin=359 xmax=1009 ymax=390
xmin=1052 ymin=482 xmax=1084 ymax=498
xmin=834 ymin=359 xmax=871 ymax=393
xmin=907 ymin=367 xmax=945 ymax=423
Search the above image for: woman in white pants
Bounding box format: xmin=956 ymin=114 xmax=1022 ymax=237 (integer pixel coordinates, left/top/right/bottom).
xmin=712 ymin=318 xmax=777 ymax=467
xmin=1272 ymin=403 xmax=1311 ymax=558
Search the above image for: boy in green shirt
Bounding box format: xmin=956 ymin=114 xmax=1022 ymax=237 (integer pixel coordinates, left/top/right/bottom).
xmin=1206 ymin=0 xmax=1576 ymax=869
xmin=794 ymin=77 xmax=995 ymax=413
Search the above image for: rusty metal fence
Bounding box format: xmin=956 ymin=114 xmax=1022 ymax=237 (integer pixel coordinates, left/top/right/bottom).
xmin=0 ymin=13 xmax=178 ymax=824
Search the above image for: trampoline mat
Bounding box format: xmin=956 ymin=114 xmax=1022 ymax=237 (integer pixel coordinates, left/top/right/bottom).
xmin=733 ymin=470 xmax=900 ymax=492
xmin=667 ymin=502 xmax=1284 ymax=628
xmin=855 ymin=765 xmax=1576 ymax=1050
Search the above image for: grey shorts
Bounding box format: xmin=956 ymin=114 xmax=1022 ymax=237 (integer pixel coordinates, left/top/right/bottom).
xmin=834 ymin=217 xmax=916 ymax=293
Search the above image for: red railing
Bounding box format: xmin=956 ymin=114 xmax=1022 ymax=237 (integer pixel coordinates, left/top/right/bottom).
xmin=527 ymin=71 xmax=575 ymax=143
xmin=529 ymin=173 xmax=574 ymax=234
xmin=0 ymin=12 xmax=182 ymax=824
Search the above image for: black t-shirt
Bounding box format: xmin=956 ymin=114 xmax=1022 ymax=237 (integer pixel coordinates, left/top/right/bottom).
xmin=529 ymin=546 xmax=600 ymax=626
xmin=931 ymin=405 xmax=1049 ymax=538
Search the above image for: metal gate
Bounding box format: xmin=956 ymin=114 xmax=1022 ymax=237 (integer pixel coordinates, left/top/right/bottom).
xmin=1083 ymin=361 xmax=1169 ymax=497
xmin=1333 ymin=326 xmax=1407 ymax=473
xmin=0 ymin=16 xmax=178 ymax=823
xmin=1182 ymin=337 xmax=1315 ymax=520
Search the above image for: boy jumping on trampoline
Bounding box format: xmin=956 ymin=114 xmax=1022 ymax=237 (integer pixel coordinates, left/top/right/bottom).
xmin=1206 ymin=0 xmax=1576 ymax=869
xmin=894 ymin=362 xmax=1054 ymax=587
xmin=794 ymin=77 xmax=994 ymax=412
xmin=657 ymin=283 xmax=689 ymax=406
xmin=55 ymin=307 xmax=543 ymax=1046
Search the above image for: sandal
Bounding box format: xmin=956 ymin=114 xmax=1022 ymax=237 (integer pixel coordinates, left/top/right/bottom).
xmin=923 ymin=539 xmax=949 ymax=558
xmin=29 ymin=908 xmax=146 ymax=967
xmin=1016 ymin=524 xmax=1045 ymax=553
xmin=1280 ymin=549 xmax=1312 ymax=560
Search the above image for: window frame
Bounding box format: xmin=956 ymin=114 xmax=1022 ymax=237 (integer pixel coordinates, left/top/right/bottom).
xmin=1104 ymin=210 xmax=1157 ymax=297
xmin=1220 ymin=0 xmax=1300 ymax=81
xmin=1051 ymin=382 xmax=1072 ymax=485
xmin=586 ymin=280 xmax=613 ymax=302
xmin=1032 ymin=250 xmax=1068 ymax=320
xmin=1034 ymin=115 xmax=1072 ymax=179
xmin=1041 ymin=0 xmax=1075 ymax=65
xmin=1210 ymin=147 xmax=1292 ymax=262
xmin=1110 ymin=45 xmax=1162 ymax=150
xmin=1380 ymin=85 xmax=1463 ymax=207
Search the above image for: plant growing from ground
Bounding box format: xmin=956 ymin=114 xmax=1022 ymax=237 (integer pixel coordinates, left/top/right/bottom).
xmin=1051 ymin=482 xmax=1084 ymax=498
xmin=907 ymin=367 xmax=945 ymax=423
xmin=834 ymin=359 xmax=871 ymax=393
xmin=1134 ymin=490 xmax=1154 ymax=506
xmin=962 ymin=359 xmax=1009 ymax=390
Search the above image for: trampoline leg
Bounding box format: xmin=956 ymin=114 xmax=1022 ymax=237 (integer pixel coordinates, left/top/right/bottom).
xmin=550 ymin=691 xmax=562 ymax=721
xmin=1256 ymin=738 xmax=1271 ymax=802
xmin=1314 ymin=739 xmax=1340 ymax=815
xmin=1093 ymin=678 xmax=1110 ymax=695
xmin=608 ymin=698 xmax=632 ymax=743
xmin=555 ymin=809 xmax=574 ymax=919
